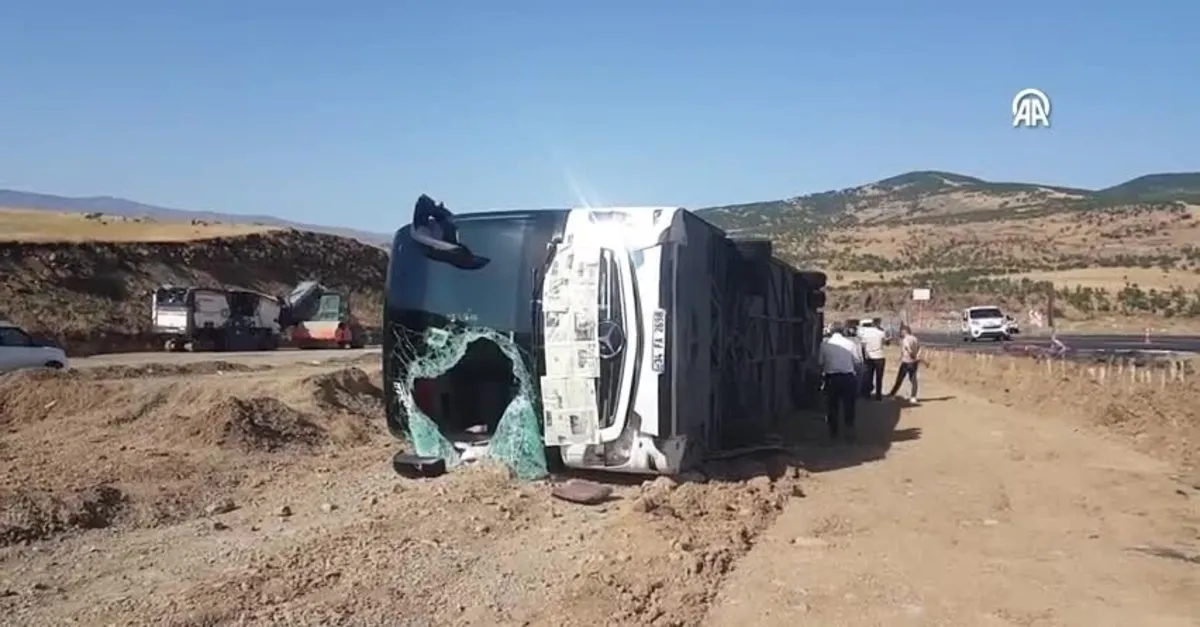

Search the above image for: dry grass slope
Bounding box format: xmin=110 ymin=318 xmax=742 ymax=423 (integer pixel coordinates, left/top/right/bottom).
xmin=0 ymin=207 xmax=276 ymax=243
xmin=701 ymin=172 xmax=1200 ymax=330
xmin=1005 ymin=267 xmax=1200 ymax=291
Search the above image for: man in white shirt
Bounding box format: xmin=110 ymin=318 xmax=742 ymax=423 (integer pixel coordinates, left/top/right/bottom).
xmin=819 ymin=324 xmax=864 ymax=442
xmin=857 ymin=320 xmax=887 ymax=401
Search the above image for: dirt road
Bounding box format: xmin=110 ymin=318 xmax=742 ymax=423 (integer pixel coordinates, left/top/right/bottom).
xmin=1 ymin=358 xmax=1197 ymax=626
xmin=705 ymin=382 xmax=1200 ymax=627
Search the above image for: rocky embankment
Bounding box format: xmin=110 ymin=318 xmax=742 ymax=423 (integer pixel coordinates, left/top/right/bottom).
xmin=0 ymin=230 xmax=389 ymax=355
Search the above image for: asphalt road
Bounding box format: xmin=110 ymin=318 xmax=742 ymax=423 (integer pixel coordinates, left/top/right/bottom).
xmin=73 ymin=346 xmax=382 ymax=368
xmin=921 ymin=332 xmax=1200 ymax=354
xmin=66 ymin=333 xmax=1200 ymax=370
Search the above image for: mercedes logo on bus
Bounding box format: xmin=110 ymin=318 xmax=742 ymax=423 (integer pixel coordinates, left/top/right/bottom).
xmin=597 ymin=319 xmax=625 ymax=360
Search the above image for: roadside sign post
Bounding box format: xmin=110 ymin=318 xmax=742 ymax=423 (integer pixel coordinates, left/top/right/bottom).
xmin=911 ymin=288 xmax=931 ymax=329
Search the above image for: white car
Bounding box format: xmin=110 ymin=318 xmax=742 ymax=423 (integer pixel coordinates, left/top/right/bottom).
xmin=0 ymin=321 xmax=69 ymax=373
xmin=960 ymin=306 xmax=1010 ymax=342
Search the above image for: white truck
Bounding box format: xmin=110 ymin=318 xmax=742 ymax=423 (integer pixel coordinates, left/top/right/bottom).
xmin=960 ymin=306 xmax=1012 ymax=342
xmin=152 ymin=282 xmax=365 ymax=353
xmin=151 ymin=285 xmax=283 ymax=352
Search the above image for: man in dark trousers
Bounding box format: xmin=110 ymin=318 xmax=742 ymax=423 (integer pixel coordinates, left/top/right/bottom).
xmin=887 ymin=324 xmax=922 ymax=403
xmin=819 ymin=324 xmax=864 ymax=442
xmin=856 ymin=319 xmax=887 ymax=401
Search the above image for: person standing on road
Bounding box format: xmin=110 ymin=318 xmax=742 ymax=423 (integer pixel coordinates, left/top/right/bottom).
xmin=857 ymin=319 xmax=887 ymax=401
xmin=887 ymin=324 xmax=921 ymax=403
xmin=819 ymin=324 xmax=863 ymax=442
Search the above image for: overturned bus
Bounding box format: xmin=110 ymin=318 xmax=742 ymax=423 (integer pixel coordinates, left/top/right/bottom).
xmin=384 ymin=196 xmax=826 ymax=479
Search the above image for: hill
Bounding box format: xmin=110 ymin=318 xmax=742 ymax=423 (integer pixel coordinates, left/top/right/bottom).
xmin=0 ymin=207 xmax=278 ymax=243
xmin=0 ymin=189 xmax=392 ymax=245
xmin=0 ymin=228 xmax=389 ymax=355
xmin=0 ymin=193 xmax=395 ymax=355
xmin=699 ymin=171 xmax=1200 ymax=331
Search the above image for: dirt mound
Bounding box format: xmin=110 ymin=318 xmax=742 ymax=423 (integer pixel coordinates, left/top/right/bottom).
xmin=80 ymin=361 xmax=262 ymax=379
xmin=0 ymin=229 xmax=387 ymax=354
xmin=47 ymin=455 xmax=806 ymax=626
xmin=1 ymin=362 xmax=384 ymax=443
xmin=0 ymin=365 xmax=255 ymax=428
xmin=202 ymin=396 xmax=326 ymax=453
xmin=0 ymin=347 xmax=807 ymax=625
xmin=0 ymin=369 xmax=101 ymax=427
xmin=0 ymin=360 xmax=391 ymax=550
xmin=533 ymin=457 xmax=806 ymax=626
xmin=305 ymin=366 xmax=384 ymax=415
xmin=0 ymin=485 xmax=127 ymax=547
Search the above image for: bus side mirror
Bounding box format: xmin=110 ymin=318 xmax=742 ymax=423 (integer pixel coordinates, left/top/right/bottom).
xmin=410 ymin=194 xmax=490 ymax=270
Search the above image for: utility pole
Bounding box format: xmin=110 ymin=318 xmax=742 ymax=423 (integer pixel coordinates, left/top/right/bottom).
xmin=1047 ymin=288 xmax=1056 ymax=331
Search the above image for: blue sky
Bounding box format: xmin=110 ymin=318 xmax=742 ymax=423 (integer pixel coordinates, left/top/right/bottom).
xmin=1 ymin=1 xmax=1197 ymax=231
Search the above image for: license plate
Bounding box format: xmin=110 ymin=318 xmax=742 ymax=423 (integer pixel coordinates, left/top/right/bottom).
xmin=651 ymin=309 xmax=667 ymax=373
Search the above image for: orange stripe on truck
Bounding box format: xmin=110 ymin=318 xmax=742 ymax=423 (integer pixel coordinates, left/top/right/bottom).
xmin=292 ymin=322 xmax=339 ymax=341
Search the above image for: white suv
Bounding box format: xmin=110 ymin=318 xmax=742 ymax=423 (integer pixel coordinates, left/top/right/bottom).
xmin=0 ymin=321 xmax=69 ymax=373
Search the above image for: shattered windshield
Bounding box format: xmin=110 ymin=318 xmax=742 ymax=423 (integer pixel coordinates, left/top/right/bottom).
xmin=386 ymin=213 xmax=551 ymax=480
xmin=389 ymin=217 xmax=535 ymax=333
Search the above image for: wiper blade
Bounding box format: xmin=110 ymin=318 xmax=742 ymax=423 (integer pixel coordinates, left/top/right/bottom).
xmin=411 ymin=194 xmax=490 ymax=270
